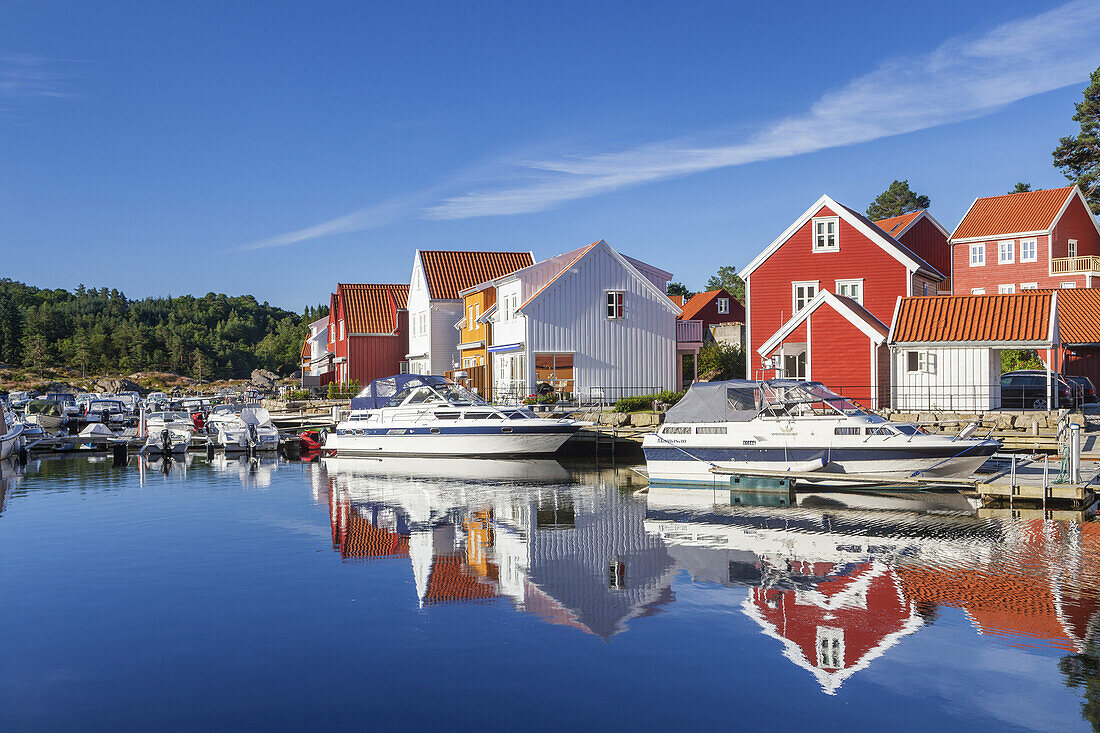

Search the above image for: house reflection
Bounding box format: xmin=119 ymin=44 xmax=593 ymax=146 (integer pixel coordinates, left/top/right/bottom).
xmin=320 ymin=457 xmax=676 ymax=639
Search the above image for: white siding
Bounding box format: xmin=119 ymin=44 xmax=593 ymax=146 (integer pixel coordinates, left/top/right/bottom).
xmin=891 ymin=347 xmax=1001 ymax=411
xmin=524 ymin=244 xmax=676 ymax=398
xmin=406 ymin=257 xmax=431 ymax=364
xmin=429 ymin=302 xmax=462 ymax=373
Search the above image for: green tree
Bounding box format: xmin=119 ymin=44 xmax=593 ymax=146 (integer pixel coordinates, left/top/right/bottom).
xmin=1053 ymin=66 xmax=1100 ymax=214
xmin=705 ymin=266 xmax=745 ymax=304
xmin=697 ymin=342 xmax=744 ymax=381
xmin=666 ymin=281 xmax=693 ymax=299
xmin=866 ymin=179 xmax=931 ymax=220
xmin=1001 ymin=349 xmax=1044 ymax=373
xmin=1009 ymin=182 xmax=1032 ymax=193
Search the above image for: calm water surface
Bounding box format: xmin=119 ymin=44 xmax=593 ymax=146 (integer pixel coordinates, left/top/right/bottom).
xmin=0 ymin=453 xmax=1098 ymax=731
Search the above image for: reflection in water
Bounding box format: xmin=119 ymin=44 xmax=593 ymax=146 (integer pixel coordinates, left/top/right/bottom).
xmin=318 ymin=458 xmax=1100 ymax=713
xmin=322 ymin=457 xmax=676 ymax=639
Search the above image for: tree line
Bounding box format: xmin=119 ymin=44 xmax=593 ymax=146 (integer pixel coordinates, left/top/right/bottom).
xmin=0 ymin=278 xmax=328 ymax=380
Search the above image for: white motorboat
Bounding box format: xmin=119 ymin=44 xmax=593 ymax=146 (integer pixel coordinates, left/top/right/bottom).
xmin=23 ymin=400 xmax=65 ymax=433
xmin=212 ymin=405 xmax=280 ymax=452
xmin=326 ymin=375 xmax=581 ymax=458
xmin=142 ymin=411 xmax=194 ymax=454
xmin=0 ymin=410 xmax=24 ymax=461
xmin=642 ymin=379 xmax=999 ymax=487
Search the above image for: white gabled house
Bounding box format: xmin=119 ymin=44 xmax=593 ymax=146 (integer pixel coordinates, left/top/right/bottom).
xmin=473 ymin=239 xmax=679 ymax=401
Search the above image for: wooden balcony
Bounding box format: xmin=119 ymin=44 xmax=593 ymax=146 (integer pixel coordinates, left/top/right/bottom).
xmin=1051 ymin=256 xmax=1100 ymax=275
xmin=677 ymin=319 xmax=704 ymax=344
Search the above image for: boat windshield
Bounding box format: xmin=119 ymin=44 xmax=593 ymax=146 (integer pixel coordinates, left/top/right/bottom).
xmin=387 ymin=383 xmax=488 ymax=408
xmin=760 ymin=380 xmax=866 ymax=417
xmin=150 ymin=412 xmax=189 ymax=422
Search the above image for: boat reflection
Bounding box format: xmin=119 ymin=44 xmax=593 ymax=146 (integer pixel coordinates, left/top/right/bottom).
xmin=209 ymin=453 xmax=280 ymax=489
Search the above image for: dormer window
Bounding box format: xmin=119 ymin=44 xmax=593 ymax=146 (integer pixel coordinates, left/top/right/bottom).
xmin=717 ymin=298 xmax=730 ymax=314
xmin=812 ymin=217 xmax=839 ymax=251
xmin=606 ymin=291 xmax=625 ymax=319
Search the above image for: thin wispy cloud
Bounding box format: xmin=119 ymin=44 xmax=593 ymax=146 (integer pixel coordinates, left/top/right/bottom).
xmin=248 ymin=0 xmax=1100 ymax=246
xmin=239 ymin=196 xmax=422 ymax=251
xmin=428 ymin=0 xmax=1100 ymax=219
xmin=0 ymin=53 xmax=76 ymax=101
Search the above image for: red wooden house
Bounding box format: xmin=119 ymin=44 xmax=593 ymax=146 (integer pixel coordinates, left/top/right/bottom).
xmin=741 ymin=195 xmax=947 ymax=407
xmin=327 ymin=283 xmax=410 ymax=386
xmin=678 ymin=287 xmax=746 ymax=342
xmin=950 ymin=185 xmax=1100 ymax=294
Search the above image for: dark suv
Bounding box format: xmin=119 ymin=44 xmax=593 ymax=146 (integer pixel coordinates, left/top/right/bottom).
xmin=1000 ymin=370 xmax=1076 ymax=409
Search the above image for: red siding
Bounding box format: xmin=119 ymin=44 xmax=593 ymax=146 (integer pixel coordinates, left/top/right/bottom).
xmin=1053 ymin=194 xmax=1100 ymax=258
xmin=748 ymin=205 xmax=907 ymax=377
xmin=346 ymin=334 xmax=406 ymax=386
xmin=896 ymin=216 xmax=950 ymax=277
xmin=685 ymin=296 xmax=745 ymax=328
xmin=1063 ymin=346 xmax=1100 ymax=389
xmin=807 ymin=306 xmax=875 ymax=405
xmin=950 ymin=234 xmax=1095 ymax=293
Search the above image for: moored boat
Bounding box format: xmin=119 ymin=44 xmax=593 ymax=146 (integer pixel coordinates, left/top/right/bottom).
xmin=142 ymin=411 xmax=194 ymax=455
xmin=326 ymin=374 xmax=581 ymax=458
xmin=0 ymin=410 xmax=24 ymax=461
xmin=642 ymin=379 xmax=1000 ymax=487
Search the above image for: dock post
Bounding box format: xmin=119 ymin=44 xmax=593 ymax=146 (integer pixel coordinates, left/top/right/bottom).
xmin=1043 ymin=455 xmax=1049 ymax=512
xmin=1010 ymin=454 xmax=1016 ymax=508
xmin=1069 ymin=423 xmax=1082 ymax=484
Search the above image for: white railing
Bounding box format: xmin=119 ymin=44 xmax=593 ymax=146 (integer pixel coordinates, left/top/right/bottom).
xmin=676 ymin=319 xmax=704 ymax=343
xmin=1051 ymin=255 xmax=1100 ymax=274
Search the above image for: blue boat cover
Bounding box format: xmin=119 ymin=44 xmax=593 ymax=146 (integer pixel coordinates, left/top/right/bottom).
xmin=348 ymin=374 xmax=451 ymax=410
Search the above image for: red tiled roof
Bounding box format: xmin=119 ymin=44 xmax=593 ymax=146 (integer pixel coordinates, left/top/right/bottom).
xmin=300 ymin=339 xmax=311 ymax=361
xmin=952 ymin=186 xmax=1076 ymax=240
xmin=336 ymin=283 xmax=409 ymax=334
xmin=874 ymin=210 xmax=922 ymax=237
xmin=420 ymin=250 xmax=533 ymax=300
xmin=1053 ymin=288 xmax=1100 ymax=344
xmin=891 ymin=293 xmax=1053 ymax=343
xmin=835 ymin=202 xmax=944 ymax=279
xmin=668 ymin=294 xmax=686 ymax=307
xmin=423 ymin=554 xmax=499 ymax=605
xmin=679 ymin=289 xmax=723 ymax=321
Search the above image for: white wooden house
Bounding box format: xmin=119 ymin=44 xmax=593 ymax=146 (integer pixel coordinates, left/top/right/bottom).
xmin=405 ymin=250 xmax=534 ymax=375
xmin=472 ymin=240 xmax=679 ymax=401
xmin=888 ymin=292 xmax=1059 ymax=411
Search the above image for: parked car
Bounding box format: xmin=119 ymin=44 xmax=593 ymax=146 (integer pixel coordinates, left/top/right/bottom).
xmin=1000 ymin=370 xmax=1076 ymax=409
xmin=1064 ymin=375 xmax=1098 ymax=404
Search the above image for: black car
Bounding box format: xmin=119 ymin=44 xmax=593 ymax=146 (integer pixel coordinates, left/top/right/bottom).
xmin=1064 ymin=374 xmax=1098 ymax=403
xmin=1000 ymin=370 xmax=1076 ymax=409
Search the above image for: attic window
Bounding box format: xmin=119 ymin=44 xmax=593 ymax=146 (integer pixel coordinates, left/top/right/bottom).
xmin=606 ymin=291 xmax=625 ymax=319
xmin=717 ymin=298 xmax=730 ymax=314
xmin=812 ymin=217 xmax=839 ymax=251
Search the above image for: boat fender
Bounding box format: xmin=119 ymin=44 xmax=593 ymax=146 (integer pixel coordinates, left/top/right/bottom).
xmin=787 ymin=457 xmax=827 ymax=473
xmin=957 ymin=422 xmax=978 ymax=440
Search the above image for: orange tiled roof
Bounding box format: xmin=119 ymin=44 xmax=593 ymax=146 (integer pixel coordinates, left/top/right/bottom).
xmin=342 ymin=510 xmax=410 ymax=559
xmin=420 ymin=250 xmax=534 ymax=300
xmin=668 ymin=294 xmax=686 ymax=307
xmin=679 ymin=289 xmax=723 ymax=321
xmin=874 ymin=210 xmax=922 ymax=237
xmin=300 ymin=339 xmax=311 ymax=361
xmin=423 ymin=554 xmax=499 ymax=605
xmin=1053 ymin=288 xmax=1100 ymax=344
xmin=952 ymin=186 xmax=1076 ymax=240
xmin=891 ymin=293 xmax=1053 ymax=343
xmin=336 ymin=283 xmax=409 ymax=334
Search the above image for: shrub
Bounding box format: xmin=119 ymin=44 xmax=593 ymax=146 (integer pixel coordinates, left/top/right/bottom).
xmin=613 ymin=390 xmax=684 ymax=412
xmin=283 ymin=389 xmax=310 ymax=401
xmin=698 ymin=342 xmax=745 ymax=381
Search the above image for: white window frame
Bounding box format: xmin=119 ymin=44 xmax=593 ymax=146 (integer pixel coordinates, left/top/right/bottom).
xmin=906 ymin=350 xmax=936 ymax=373
xmin=1020 ymin=238 xmax=1037 ymax=262
xmin=606 ymin=290 xmax=625 ymax=320
xmin=971 ymin=288 xmax=986 ymax=295
xmin=1069 ymin=239 xmax=1079 ymax=258
xmin=998 ymin=284 xmax=1015 ymax=294
xmin=1020 ymin=282 xmax=1039 ymax=290
xmin=812 ymin=216 xmax=839 ymax=252
xmin=339 ymin=320 xmax=345 ymax=341
xmin=835 ymin=278 xmax=864 ymax=304
xmin=717 ymin=298 xmax=729 ymax=315
xmin=1061 ymin=281 xmax=1078 ymax=289
xmin=998 ymin=240 xmax=1014 ymax=264
xmin=792 ymin=281 xmax=818 ymax=313
xmin=970 ymin=243 xmax=985 ymax=267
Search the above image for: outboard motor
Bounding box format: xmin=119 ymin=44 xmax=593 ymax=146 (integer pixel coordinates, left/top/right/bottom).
xmin=160 ymin=428 xmax=171 ymax=455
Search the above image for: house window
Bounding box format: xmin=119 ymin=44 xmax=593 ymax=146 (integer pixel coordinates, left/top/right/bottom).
xmin=1061 ymin=282 xmax=1078 ymax=289
xmin=998 ymin=284 xmax=1015 ymax=294
xmin=906 ymin=351 xmax=936 ymax=373
xmin=998 ymin=240 xmax=1014 ymax=264
xmin=339 ymin=320 xmax=345 ymax=341
xmin=922 ymin=282 xmax=930 ymax=296
xmin=783 ymin=350 xmax=807 ymax=379
xmin=835 ymin=279 xmax=862 ymax=304
xmin=812 ymin=217 xmax=839 ymax=251
xmin=717 ymin=298 xmax=730 ymax=314
xmin=609 ymin=558 xmax=627 ymax=590
xmin=1020 ymin=239 xmax=1037 ymax=262
xmin=970 ymin=243 xmax=985 ymax=266
xmin=606 ymin=291 xmax=625 ymax=319
xmin=1021 ymin=282 xmax=1038 ymax=290
xmin=971 ymin=288 xmax=986 ymax=295
xmin=534 ymin=353 xmax=575 ymax=396
xmin=792 ymin=282 xmax=817 ymax=312
xmin=1069 ymin=239 xmax=1079 ymax=258
xmin=817 ymin=627 xmax=844 ymax=670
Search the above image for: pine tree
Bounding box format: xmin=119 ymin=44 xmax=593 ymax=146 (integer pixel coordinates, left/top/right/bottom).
xmin=1053 ymin=65 xmax=1100 ymax=214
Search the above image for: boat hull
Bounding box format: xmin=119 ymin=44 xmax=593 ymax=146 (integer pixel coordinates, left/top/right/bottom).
xmin=328 ymin=424 xmax=578 ymax=457
xmin=642 ymin=442 xmax=999 ymax=486
xmin=0 ymin=424 xmax=24 ymax=461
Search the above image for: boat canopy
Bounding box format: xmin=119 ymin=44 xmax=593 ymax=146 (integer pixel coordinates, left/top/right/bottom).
xmin=240 ymin=407 xmax=273 ymax=426
xmin=25 ymin=400 xmax=63 ymax=417
xmin=350 ymin=374 xmax=452 ymax=410
xmin=663 ymin=380 xmax=762 ymax=423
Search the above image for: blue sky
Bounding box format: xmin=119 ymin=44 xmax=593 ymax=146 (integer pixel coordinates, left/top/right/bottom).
xmin=3 ymin=0 xmax=1100 ymax=311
